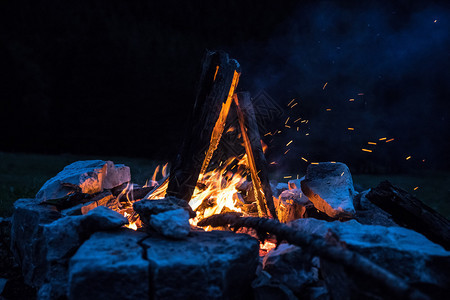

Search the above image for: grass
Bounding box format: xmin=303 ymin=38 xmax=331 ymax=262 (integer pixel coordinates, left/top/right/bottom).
xmin=1 ymin=152 xmax=449 ymax=219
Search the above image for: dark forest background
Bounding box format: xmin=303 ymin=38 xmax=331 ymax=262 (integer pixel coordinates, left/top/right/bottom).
xmin=0 ymin=0 xmax=449 ymax=175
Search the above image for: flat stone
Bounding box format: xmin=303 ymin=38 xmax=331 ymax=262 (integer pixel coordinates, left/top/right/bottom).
xmin=301 ymin=162 xmax=356 ymax=218
xmin=69 ymin=229 xmax=149 ymax=300
xmin=10 ymin=198 xmax=61 ymax=287
xmin=36 ymin=160 xmax=131 ymax=202
xmin=143 ymin=230 xmax=259 ymax=299
xmin=148 ymin=208 xmax=191 ymax=239
xmin=289 ymin=218 xmax=450 ymax=297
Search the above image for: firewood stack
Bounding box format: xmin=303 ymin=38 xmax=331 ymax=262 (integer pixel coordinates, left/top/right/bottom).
xmin=166 ymin=50 xmax=277 ymax=220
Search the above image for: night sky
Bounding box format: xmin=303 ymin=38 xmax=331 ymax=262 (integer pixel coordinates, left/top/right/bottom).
xmin=0 ymin=0 xmax=449 ymax=174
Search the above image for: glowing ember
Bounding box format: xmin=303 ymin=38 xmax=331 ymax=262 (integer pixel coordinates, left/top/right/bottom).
xmin=260 ymin=240 xmax=277 ymax=252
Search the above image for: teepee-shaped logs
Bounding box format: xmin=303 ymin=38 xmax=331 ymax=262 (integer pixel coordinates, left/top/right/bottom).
xmin=166 ymin=50 xmax=277 ymax=220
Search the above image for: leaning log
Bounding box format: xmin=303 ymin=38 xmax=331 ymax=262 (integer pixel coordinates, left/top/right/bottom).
xmin=166 ymin=50 xmax=240 ymax=202
xmin=366 ymin=180 xmax=450 ymax=250
xmin=234 ymin=92 xmax=277 ymax=220
xmin=198 ymin=213 xmax=428 ymax=300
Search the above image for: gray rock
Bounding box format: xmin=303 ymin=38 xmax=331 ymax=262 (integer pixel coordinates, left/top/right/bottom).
xmin=44 ymin=206 xmax=128 ymax=262
xmin=40 ymin=206 xmax=128 ymax=298
xmin=252 ymin=271 xmax=298 ymax=300
xmin=135 ymin=197 xmax=195 ymax=217
xmin=69 ymin=229 xmax=149 ymax=300
xmin=263 ymin=244 xmax=318 ymax=294
xmin=289 ymin=218 xmax=450 ymax=297
xmin=10 ymin=198 xmax=61 ymax=287
xmin=0 ymin=278 xmax=7 ymax=294
xmin=133 ymin=197 xmax=195 ymax=238
xmin=301 ymin=162 xmax=356 ymax=218
xmin=143 ymin=230 xmax=259 ymax=299
xmin=36 ymin=160 xmax=130 ymax=202
xmin=149 ymin=208 xmax=191 ymax=239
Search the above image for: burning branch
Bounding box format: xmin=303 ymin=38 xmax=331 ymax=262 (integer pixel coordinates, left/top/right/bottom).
xmin=198 ymin=214 xmax=429 ymax=300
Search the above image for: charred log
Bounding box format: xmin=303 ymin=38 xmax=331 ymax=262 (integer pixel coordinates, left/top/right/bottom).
xmin=234 ymin=92 xmax=277 ymax=219
xmin=366 ymin=181 xmax=450 ymax=250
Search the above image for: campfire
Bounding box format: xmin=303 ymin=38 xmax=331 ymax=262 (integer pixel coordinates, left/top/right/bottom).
xmin=7 ymin=51 xmax=450 ymax=300
xmin=120 ymin=51 xmax=278 ymax=235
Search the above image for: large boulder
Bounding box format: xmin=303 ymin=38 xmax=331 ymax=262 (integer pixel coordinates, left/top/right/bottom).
xmin=143 ymin=230 xmax=259 ymax=299
xmin=36 ymin=160 xmax=130 ymax=202
xmin=289 ymin=218 xmax=450 ymax=298
xmin=301 ymin=162 xmax=356 ymax=218
xmin=68 ymin=229 xmax=149 ymax=300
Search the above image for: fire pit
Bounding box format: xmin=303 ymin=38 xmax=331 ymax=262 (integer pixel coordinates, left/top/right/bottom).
xmin=8 ymin=51 xmax=450 ymax=300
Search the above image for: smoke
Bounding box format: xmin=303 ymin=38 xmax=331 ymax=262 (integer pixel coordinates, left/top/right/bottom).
xmin=233 ymin=1 xmax=450 ymax=174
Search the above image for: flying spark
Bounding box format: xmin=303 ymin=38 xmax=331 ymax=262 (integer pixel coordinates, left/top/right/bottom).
xmin=379 ymin=137 xmax=387 ymax=141
xmin=286 ymin=140 xmax=293 ymax=146
xmin=290 ymin=103 xmax=298 ymax=108
xmin=287 ymin=99 xmax=296 ymax=107
xmin=362 ymin=149 xmax=372 ymax=153
xmin=323 ymin=82 xmax=328 ymax=90
xmin=348 ymin=128 xmax=354 ymax=131
xmin=301 ymin=157 xmax=308 ymax=162
xmin=386 ymin=138 xmax=395 ymax=143
xmin=406 ymin=156 xmax=411 ymax=160
xmin=368 ymin=142 xmax=377 ymax=145
xmin=349 ymin=98 xmax=355 ymax=102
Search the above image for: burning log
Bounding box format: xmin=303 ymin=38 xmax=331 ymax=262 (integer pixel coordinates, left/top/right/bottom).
xmin=167 ymin=50 xmax=240 ymax=202
xmin=234 ymin=92 xmax=277 ymax=219
xmin=198 ymin=214 xmax=429 ymax=300
xmin=366 ymin=181 xmax=450 ymax=250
